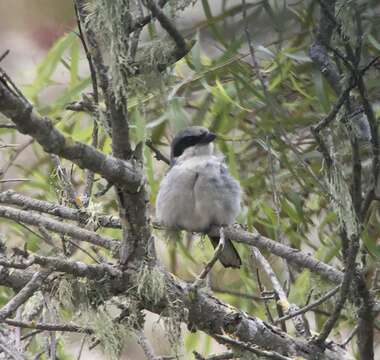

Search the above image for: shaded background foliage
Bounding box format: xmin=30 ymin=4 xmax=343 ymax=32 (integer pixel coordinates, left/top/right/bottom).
xmin=0 ymin=0 xmax=379 ymax=358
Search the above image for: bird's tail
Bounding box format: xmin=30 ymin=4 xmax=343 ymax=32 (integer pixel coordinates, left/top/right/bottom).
xmin=209 ymin=236 xmax=242 ymax=268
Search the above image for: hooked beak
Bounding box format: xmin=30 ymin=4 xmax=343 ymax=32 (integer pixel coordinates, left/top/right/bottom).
xmin=200 ymin=131 xmax=217 ymax=144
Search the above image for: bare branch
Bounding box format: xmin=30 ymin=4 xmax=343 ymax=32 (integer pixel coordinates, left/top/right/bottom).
xmin=0 ymin=205 xmax=119 ymax=252
xmin=0 ymin=190 xmax=121 ymax=228
xmin=129 ymin=0 xmax=169 ymax=34
xmin=145 ymin=140 xmax=170 ymax=165
xmin=274 ymin=285 xmax=340 ymax=324
xmin=211 ymin=226 xmax=343 ymax=284
xmin=5 ymin=319 xmax=93 ymax=334
xmin=192 ymin=228 xmax=226 ymax=288
xmin=251 ymin=247 xmax=309 ymax=337
xmin=214 ymin=334 xmax=293 ymax=360
xmin=0 ymin=270 xmax=51 ymax=321
xmin=309 ymin=0 xmax=341 ymax=94
xmin=193 ymin=351 xmax=234 ymax=360
xmin=136 ymin=330 xmax=160 ymax=360
xmin=143 ymin=0 xmax=187 ymax=58
xmin=0 ymin=77 xmax=142 ymax=189
xmin=0 ymin=262 xmax=353 ymax=360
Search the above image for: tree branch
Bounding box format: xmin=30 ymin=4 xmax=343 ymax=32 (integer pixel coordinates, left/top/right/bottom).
xmin=0 ymin=190 xmax=121 ymax=229
xmin=5 ymin=319 xmax=93 ymax=334
xmin=212 ymin=226 xmax=343 ymax=284
xmin=0 ymin=270 xmax=51 ymax=321
xmin=0 ymin=262 xmax=352 ymax=360
xmin=0 ymin=76 xmax=142 ymax=189
xmin=0 ymin=205 xmax=119 ymax=252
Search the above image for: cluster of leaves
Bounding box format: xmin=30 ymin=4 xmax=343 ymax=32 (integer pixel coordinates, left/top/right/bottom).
xmin=0 ymin=0 xmax=379 ymax=358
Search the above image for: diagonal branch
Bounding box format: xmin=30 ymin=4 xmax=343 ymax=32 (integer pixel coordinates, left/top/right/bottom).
xmin=0 ymin=77 xmax=142 ymax=189
xmin=309 ymin=0 xmax=341 ymax=94
xmin=213 ymin=226 xmax=343 ymax=284
xmin=0 ymin=270 xmax=51 ymax=321
xmin=0 ymin=262 xmax=353 ymax=359
xmin=143 ymin=0 xmax=186 ymax=53
xmin=0 ymin=205 xmax=119 ymax=252
xmin=0 ymin=190 xmax=121 ymax=229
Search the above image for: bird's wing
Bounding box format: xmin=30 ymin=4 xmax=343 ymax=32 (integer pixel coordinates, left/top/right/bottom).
xmin=155 ymin=162 xmax=198 ymax=230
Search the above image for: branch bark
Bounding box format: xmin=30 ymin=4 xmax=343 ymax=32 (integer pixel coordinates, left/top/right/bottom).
xmin=0 ymin=78 xmax=142 ymax=189
xmin=0 ymin=205 xmax=119 ymax=252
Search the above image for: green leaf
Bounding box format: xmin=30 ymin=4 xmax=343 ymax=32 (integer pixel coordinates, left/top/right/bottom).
xmin=167 ymin=97 xmax=189 ymax=132
xmin=26 ymin=32 xmax=78 ymax=100
xmin=290 ymin=73 xmax=314 ymax=100
xmin=313 ymin=70 xmax=330 ymax=113
xmin=289 ymin=270 xmax=310 ymax=304
xmin=47 ymin=76 xmax=91 ymax=114
xmin=284 ymin=52 xmax=311 ymax=63
xmin=362 ymin=229 xmax=380 ymax=259
xmin=201 ymin=0 xmax=227 ymax=46
xmin=282 ymin=198 xmax=301 ymax=224
xmin=70 ymin=38 xmax=80 ymax=85
xmin=131 ymin=108 xmax=146 ymax=143
xmin=368 ymin=34 xmax=380 ymax=51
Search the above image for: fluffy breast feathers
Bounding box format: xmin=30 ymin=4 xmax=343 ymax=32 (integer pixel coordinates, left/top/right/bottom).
xmin=156 ymin=155 xmax=241 ymax=232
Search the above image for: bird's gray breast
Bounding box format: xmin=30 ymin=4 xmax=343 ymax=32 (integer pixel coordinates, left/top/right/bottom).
xmin=156 ymin=156 xmax=241 ymax=232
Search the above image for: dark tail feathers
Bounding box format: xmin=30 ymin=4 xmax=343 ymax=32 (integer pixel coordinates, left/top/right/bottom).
xmin=209 ymin=236 xmax=242 ymax=268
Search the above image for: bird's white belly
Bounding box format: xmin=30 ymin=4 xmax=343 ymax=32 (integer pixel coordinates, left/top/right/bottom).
xmin=156 ymin=156 xmax=241 ymax=232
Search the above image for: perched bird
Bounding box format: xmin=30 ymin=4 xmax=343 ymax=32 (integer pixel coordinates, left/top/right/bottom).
xmin=156 ymin=126 xmax=242 ymax=268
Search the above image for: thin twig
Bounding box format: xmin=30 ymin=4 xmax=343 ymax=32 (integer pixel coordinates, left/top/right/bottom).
xmin=76 ymin=335 xmax=87 ymax=360
xmin=0 ymin=50 xmax=10 ymax=63
xmin=214 ymin=334 xmax=292 ymax=360
xmin=74 ymin=2 xmax=99 ymax=206
xmin=242 ymin=0 xmax=271 ymax=102
xmin=340 ymin=324 xmax=358 ymax=347
xmin=212 ymin=286 xmax=274 ymax=301
xmin=5 ymin=319 xmax=93 ymax=334
xmin=193 ymin=351 xmax=234 ymax=360
xmin=143 ymin=0 xmax=189 ymax=64
xmin=136 ymin=330 xmax=159 ymax=360
xmin=312 ymin=77 xmax=356 ymax=133
xmin=274 ymin=285 xmax=340 ymax=324
xmin=0 ymin=178 xmax=30 ymax=183
xmin=0 ymin=138 xmax=34 ymax=179
xmin=255 ymin=267 xmax=274 ymax=324
xmin=192 ymin=228 xmax=226 ymax=288
xmin=0 ymin=123 xmax=16 ymax=129
xmin=145 ymin=140 xmax=170 ymax=165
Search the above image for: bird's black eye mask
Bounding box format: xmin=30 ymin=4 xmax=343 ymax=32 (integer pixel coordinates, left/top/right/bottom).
xmin=170 ymin=132 xmax=217 ymax=161
xmin=171 ymin=135 xmax=199 ymax=159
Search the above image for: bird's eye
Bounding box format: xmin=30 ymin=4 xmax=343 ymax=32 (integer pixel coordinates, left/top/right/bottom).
xmin=171 ymin=135 xmax=198 ymax=159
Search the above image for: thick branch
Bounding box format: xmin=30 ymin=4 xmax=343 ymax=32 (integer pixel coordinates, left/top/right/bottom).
xmin=0 ymin=78 xmax=142 ymax=189
xmin=309 ymin=0 xmax=341 ymax=93
xmin=214 ymin=226 xmax=343 ymax=284
xmin=0 ymin=205 xmax=119 ymax=252
xmin=0 ymin=270 xmax=50 ymax=321
xmin=0 ymin=264 xmax=352 ymax=360
xmin=129 ymin=0 xmax=169 ymax=34
xmin=143 ymin=0 xmax=186 ymax=53
xmin=0 ymin=190 xmax=121 ymax=228
xmin=26 ymin=254 xmax=120 ymax=279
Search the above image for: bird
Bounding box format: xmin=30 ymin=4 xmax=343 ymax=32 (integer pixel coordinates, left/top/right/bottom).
xmin=155 ymin=126 xmax=242 ymax=268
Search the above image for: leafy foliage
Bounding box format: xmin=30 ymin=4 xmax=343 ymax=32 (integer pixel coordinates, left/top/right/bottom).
xmin=0 ymin=0 xmax=379 ymax=358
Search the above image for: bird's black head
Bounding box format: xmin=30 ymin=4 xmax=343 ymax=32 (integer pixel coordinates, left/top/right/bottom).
xmin=170 ymin=126 xmax=217 ymax=161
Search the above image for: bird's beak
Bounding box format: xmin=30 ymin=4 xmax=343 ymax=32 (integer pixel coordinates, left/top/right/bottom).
xmin=201 ymin=132 xmax=217 ymax=144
